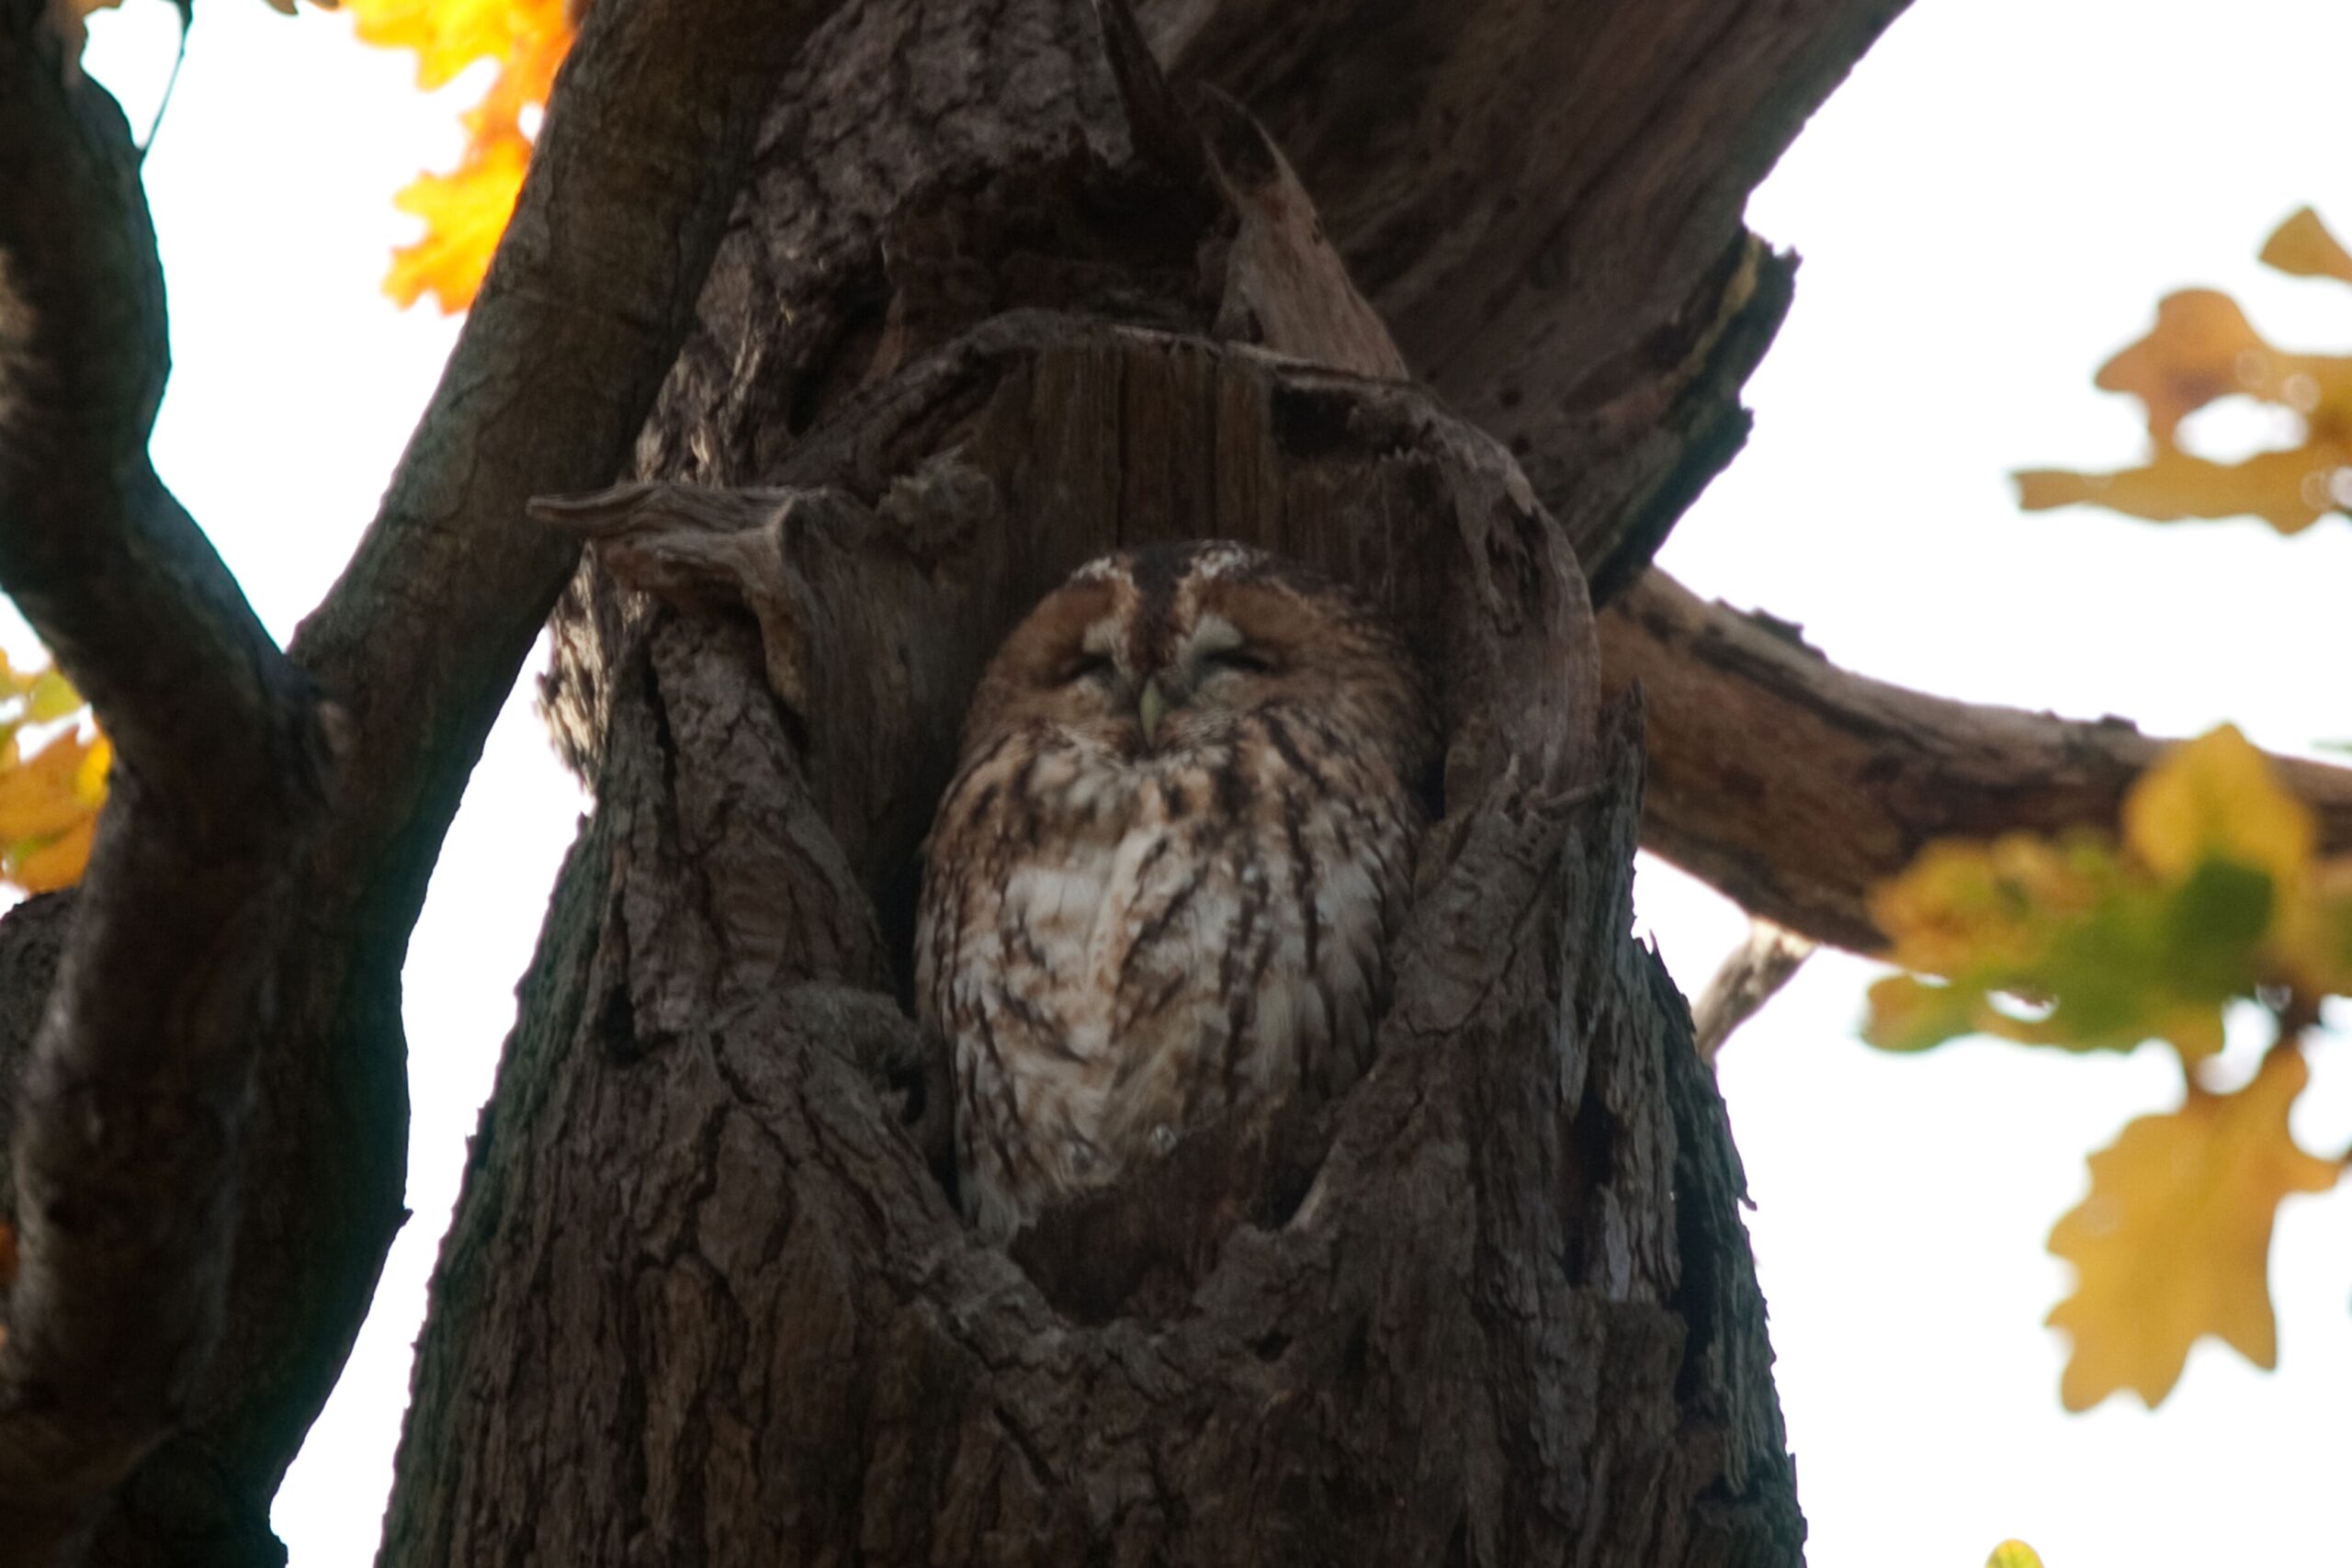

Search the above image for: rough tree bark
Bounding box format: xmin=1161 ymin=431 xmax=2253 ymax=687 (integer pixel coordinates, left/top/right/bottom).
xmin=374 ymin=1 xmax=1822 ymax=1561
xmin=8 ymin=0 xmax=2351 ymax=1562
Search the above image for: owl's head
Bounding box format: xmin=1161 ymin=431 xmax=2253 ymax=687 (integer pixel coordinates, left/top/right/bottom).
xmin=963 ymin=540 xmax=1436 ymax=780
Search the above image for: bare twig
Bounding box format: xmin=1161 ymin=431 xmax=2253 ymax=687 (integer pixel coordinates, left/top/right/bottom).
xmin=1690 ymin=919 xmax=1816 ymax=1065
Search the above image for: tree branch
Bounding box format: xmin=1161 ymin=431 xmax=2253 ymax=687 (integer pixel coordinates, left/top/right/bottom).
xmin=0 ymin=0 xmax=313 ymax=826
xmin=0 ymin=0 xmax=849 ymax=1558
xmin=1607 ymin=570 xmax=2352 ymax=953
xmin=1690 ymin=919 xmax=1815 ymax=1065
xmin=0 ymin=8 xmax=332 ymax=1555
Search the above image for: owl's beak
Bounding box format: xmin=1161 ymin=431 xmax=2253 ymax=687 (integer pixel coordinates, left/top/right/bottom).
xmin=1136 ymin=675 xmax=1172 ymax=744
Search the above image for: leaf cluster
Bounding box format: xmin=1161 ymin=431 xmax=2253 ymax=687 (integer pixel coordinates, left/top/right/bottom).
xmin=346 ymin=0 xmax=573 ymax=310
xmin=1866 ymin=726 xmax=2350 ymax=1410
xmin=2016 ymin=207 xmax=2352 ymax=534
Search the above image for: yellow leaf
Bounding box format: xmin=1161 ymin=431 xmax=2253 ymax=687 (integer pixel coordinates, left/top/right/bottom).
xmin=2121 ymin=725 xmax=2312 ymax=886
xmin=1869 ymin=834 xmax=2104 ymax=978
xmin=353 ymin=0 xmax=574 ymax=311
xmin=25 ymin=669 xmax=80 ymax=725
xmin=0 ymin=732 xmax=104 ymax=843
xmin=2046 ymin=1048 xmax=2340 ymax=1411
xmin=2259 ymin=207 xmax=2352 ymax=285
xmin=344 ymin=0 xmax=558 ymax=89
xmin=2016 ymin=231 xmax=2352 ymax=535
xmin=74 ymin=735 xmax=111 ymax=806
xmin=2092 ymin=290 xmax=2283 ymax=445
xmin=384 ymin=136 xmax=528 ymax=313
xmin=11 ymin=816 xmax=96 ymax=893
xmin=1987 ymin=1543 xmax=2045 ymax=1568
xmin=2015 ymin=441 xmax=2351 ymax=536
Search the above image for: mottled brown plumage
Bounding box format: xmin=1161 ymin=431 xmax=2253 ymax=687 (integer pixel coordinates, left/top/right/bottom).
xmin=917 ymin=541 xmax=1438 ymax=1241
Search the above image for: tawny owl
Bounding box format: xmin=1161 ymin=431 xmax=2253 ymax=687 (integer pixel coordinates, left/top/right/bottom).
xmin=916 ymin=540 xmax=1439 ymax=1242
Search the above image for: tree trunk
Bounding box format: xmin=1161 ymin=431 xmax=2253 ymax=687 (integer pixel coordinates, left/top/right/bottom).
xmin=378 ymin=3 xmax=1803 ymax=1563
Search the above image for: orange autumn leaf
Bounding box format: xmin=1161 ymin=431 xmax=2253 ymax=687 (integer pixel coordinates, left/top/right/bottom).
xmin=2045 ymin=1047 xmax=2340 ymax=1411
xmin=349 ymin=0 xmax=574 ymax=311
xmin=0 ymin=728 xmax=107 ymax=893
xmin=384 ymin=137 xmax=529 ymax=310
xmin=2094 ymin=289 xmax=2352 ymax=445
xmin=2015 ymin=441 xmax=2351 ymax=536
xmin=2258 ymin=206 xmax=2352 ymax=285
xmin=2018 ymin=210 xmax=2352 ymax=535
xmin=0 ymin=730 xmax=105 ymax=844
xmin=346 ymin=0 xmax=559 ymax=87
xmin=12 ymin=814 xmax=96 ymax=894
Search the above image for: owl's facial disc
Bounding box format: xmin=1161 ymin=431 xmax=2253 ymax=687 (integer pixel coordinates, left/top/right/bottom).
xmin=1132 ymin=614 xmax=1282 ymax=746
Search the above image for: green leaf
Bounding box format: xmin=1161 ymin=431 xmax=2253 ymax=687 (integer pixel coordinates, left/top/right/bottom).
xmin=24 ymin=669 xmax=79 ymax=724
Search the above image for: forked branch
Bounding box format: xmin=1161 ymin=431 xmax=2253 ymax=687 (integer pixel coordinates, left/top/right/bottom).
xmin=0 ymin=5 xmax=329 ymax=1554
xmin=0 ymin=0 xmax=850 ymax=1557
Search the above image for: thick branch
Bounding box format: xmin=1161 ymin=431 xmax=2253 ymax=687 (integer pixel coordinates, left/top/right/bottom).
xmin=0 ymin=0 xmax=847 ymax=1559
xmin=0 ymin=9 xmax=330 ymax=1556
xmin=183 ymin=0 xmax=848 ymax=1544
xmin=1607 ymin=570 xmax=2352 ymax=953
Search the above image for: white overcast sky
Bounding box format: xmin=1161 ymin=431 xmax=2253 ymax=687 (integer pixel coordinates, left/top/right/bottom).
xmin=67 ymin=1 xmax=2352 ymax=1563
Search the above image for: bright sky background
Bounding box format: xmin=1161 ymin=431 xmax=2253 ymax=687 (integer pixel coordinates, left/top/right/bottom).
xmin=59 ymin=1 xmax=2352 ymax=1563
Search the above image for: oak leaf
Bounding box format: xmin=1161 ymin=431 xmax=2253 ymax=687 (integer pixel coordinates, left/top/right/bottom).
xmin=2045 ymin=1047 xmax=2339 ymax=1410
xmin=2017 ymin=210 xmax=2352 ymax=534
xmin=350 ymin=0 xmax=574 ymax=311
xmin=383 ymin=137 xmax=529 ymax=310
xmin=0 ymin=731 xmax=105 ymax=844
xmin=1865 ymin=727 xmax=2352 ymax=1062
xmin=2123 ymin=722 xmax=2310 ymax=885
xmin=2259 ymin=206 xmax=2352 ymax=285
xmin=346 ymin=0 xmax=548 ymax=87
xmin=0 ymin=730 xmax=109 ymax=893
